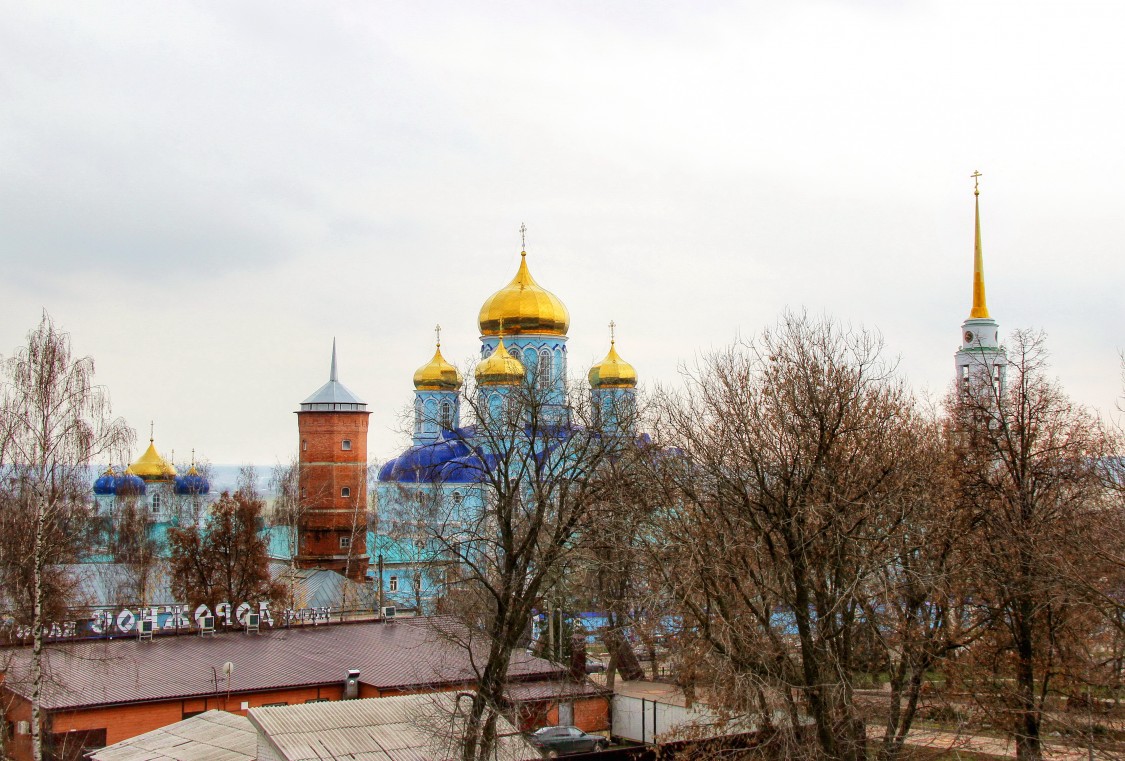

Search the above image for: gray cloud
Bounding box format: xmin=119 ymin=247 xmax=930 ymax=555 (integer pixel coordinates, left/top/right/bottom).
xmin=1 ymin=1 xmax=1122 ymax=463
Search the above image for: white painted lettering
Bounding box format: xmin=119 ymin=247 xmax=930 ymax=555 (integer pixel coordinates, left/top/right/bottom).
xmin=215 ymin=602 xmax=232 ymax=626
xmin=116 ymin=609 xmax=136 ymax=633
xmin=194 ymin=604 xmax=213 ymax=626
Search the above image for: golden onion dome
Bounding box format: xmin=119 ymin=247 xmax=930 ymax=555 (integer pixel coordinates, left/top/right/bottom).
xmin=475 ymin=338 xmax=526 ymax=386
xmin=589 ymin=340 xmax=638 ymax=389
xmin=413 ymin=343 xmax=463 ymax=391
xmin=478 ymin=252 xmax=569 ymax=337
xmin=129 ymin=439 xmax=177 ymax=480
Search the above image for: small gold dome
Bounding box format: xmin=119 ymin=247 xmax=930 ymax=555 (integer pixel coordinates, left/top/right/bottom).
xmin=478 ymin=252 xmax=569 ymax=337
xmin=130 ymin=440 xmax=177 ymax=480
xmin=475 ymin=338 xmax=526 ymax=386
xmin=413 ymin=344 xmax=463 ymax=391
xmin=589 ymin=341 xmax=638 ymax=389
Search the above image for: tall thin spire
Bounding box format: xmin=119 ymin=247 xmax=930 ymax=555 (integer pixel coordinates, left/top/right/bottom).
xmin=969 ymin=170 xmax=990 ymax=319
xmin=330 ymin=338 xmax=338 ymax=382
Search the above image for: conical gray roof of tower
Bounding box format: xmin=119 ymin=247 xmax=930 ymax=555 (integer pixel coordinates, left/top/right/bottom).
xmin=301 ymin=339 xmax=367 ymax=410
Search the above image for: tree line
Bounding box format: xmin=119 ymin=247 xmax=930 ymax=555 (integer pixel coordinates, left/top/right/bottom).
xmin=384 ymin=311 xmax=1123 ymax=761
xmin=2 ymin=310 xmax=1122 ymax=761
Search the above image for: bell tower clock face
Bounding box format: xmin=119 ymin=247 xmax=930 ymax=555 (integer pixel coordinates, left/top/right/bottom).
xmin=964 ymin=331 xmax=974 ymax=343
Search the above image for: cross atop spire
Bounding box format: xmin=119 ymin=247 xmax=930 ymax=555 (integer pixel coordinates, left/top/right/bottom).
xmin=149 ymin=420 xmax=154 ymax=443
xmin=971 ymin=169 xmax=982 ymax=197
xmin=434 ymin=324 xmax=442 ymax=347
xmin=520 ymin=222 xmax=527 ymax=251
xmin=609 ymin=320 xmax=617 ymax=345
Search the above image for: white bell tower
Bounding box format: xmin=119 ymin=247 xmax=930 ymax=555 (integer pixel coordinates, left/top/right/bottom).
xmin=955 ymin=171 xmax=1007 ymax=394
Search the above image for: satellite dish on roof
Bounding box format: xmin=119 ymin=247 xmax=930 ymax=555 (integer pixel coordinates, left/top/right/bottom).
xmin=223 ymin=661 xmax=234 ymax=676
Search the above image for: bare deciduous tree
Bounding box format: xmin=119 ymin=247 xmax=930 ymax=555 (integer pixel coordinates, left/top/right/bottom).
xmin=639 ymin=312 xmax=921 ymax=761
xmin=952 ymin=330 xmax=1119 ymax=761
xmin=0 ymin=312 xmax=133 ymax=761
xmin=168 ymin=489 xmax=284 ymax=610
xmin=416 ymin=374 xmax=623 ymax=761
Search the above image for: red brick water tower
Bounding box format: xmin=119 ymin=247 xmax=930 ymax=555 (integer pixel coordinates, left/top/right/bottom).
xmin=296 ymin=340 xmax=370 ymax=582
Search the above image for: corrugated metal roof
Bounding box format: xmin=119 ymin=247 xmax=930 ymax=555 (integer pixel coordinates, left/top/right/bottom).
xmin=249 ymin=693 xmax=541 ymax=761
xmin=270 ymin=562 xmax=375 ymax=610
xmin=1 ymin=617 xmax=567 ymax=711
xmin=53 ymin=561 xmax=373 ymax=613
xmin=90 ymin=710 xmax=255 ymax=761
xmin=505 ymin=678 xmax=609 ymax=702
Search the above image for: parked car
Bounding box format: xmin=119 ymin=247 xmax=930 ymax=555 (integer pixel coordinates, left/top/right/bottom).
xmin=527 ymin=725 xmax=607 ymax=756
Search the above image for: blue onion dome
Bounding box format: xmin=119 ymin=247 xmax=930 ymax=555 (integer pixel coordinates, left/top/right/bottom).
xmin=116 ymin=467 xmax=147 ymax=496
xmin=93 ymin=466 xmax=118 ymax=495
xmin=379 ymin=431 xmax=480 ymax=483
xmin=175 ymin=465 xmax=210 ymax=495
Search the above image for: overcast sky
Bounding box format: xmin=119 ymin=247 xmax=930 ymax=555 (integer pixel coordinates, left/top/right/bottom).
xmin=1 ymin=1 xmax=1122 ymax=466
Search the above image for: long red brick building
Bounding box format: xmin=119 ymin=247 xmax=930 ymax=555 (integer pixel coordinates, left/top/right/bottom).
xmin=0 ymin=618 xmax=609 ymax=761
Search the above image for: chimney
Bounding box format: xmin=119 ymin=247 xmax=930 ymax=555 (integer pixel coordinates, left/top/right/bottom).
xmin=344 ymin=669 xmax=360 ymax=699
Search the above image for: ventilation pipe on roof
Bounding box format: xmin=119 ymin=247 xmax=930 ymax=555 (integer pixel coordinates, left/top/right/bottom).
xmin=344 ymin=669 xmax=360 ymax=699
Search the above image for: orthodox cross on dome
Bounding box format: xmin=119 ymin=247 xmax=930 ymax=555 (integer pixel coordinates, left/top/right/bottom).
xmin=609 ymin=320 xmax=617 ymax=345
xmin=434 ymin=324 xmax=442 ymax=347
xmin=191 ymin=448 xmax=196 ymax=466
xmin=971 ymin=169 xmax=982 ymax=196
xmin=149 ymin=420 xmax=154 ymax=443
xmin=520 ymin=222 xmax=527 ymax=251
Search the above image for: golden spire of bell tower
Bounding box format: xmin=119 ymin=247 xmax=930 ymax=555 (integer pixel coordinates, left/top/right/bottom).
xmin=969 ymin=170 xmax=990 ymax=319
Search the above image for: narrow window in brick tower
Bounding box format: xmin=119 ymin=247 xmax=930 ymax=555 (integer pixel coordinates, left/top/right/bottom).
xmin=339 ymin=536 xmax=351 ymax=549
xmin=341 ymin=487 xmax=351 ymax=498
xmin=341 ymin=439 xmax=352 ymax=451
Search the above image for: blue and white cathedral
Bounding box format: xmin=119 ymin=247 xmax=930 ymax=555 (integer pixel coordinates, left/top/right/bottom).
xmin=375 ymin=242 xmax=638 ymax=610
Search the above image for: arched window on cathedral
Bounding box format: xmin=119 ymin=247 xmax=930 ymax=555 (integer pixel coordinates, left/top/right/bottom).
xmin=488 ymin=393 xmax=504 ymax=424
xmin=413 ymin=399 xmax=423 ymax=435
xmin=151 ymin=493 xmax=161 ymax=513
xmin=537 ymin=349 xmax=551 ymax=390
xmin=440 ymin=400 xmax=453 ymax=429
xmin=522 ymin=348 xmax=537 ymax=382
xmin=423 ymin=399 xmax=437 ymax=434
